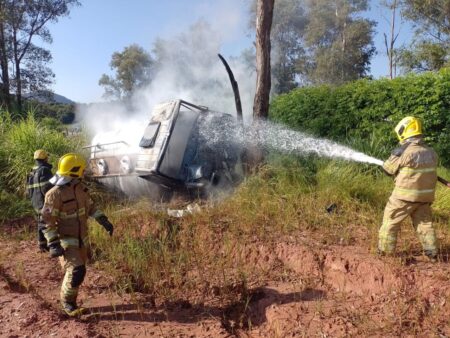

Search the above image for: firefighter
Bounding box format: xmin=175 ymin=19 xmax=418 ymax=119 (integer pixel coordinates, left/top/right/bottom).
xmin=378 ymin=116 xmax=438 ymax=261
xmin=42 ymin=153 xmax=114 ymax=317
xmin=26 ymin=149 xmax=53 ymax=252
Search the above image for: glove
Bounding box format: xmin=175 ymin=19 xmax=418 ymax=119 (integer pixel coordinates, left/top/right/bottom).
xmin=97 ymin=215 xmax=114 ymax=236
xmin=48 ymin=241 xmax=64 ymax=258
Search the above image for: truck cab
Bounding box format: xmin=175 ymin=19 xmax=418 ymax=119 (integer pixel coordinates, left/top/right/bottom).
xmin=86 ymin=99 xmax=241 ymax=197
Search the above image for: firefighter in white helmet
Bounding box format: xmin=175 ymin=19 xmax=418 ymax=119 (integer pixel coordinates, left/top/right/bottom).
xmin=42 ymin=153 xmax=114 ymax=316
xmin=378 ymin=117 xmax=438 ymax=261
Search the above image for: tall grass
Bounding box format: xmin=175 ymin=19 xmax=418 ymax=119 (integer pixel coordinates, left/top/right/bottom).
xmin=0 ymin=112 xmax=84 ymax=220
xmin=87 ymin=153 xmax=450 ymax=304
xmin=1 ymin=111 xmax=449 ymax=308
xmin=0 ymin=112 xmax=83 ymax=194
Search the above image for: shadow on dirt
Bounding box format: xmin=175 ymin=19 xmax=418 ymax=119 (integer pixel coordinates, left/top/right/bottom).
xmin=83 ymin=286 xmax=326 ymax=334
xmin=225 ymin=286 xmax=326 ymax=332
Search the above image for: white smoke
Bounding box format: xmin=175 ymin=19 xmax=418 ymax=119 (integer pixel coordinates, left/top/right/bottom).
xmin=77 ymin=0 xmax=256 ymax=196
xmin=75 ymin=4 xmax=256 ymax=198
xmin=75 ymin=3 xmax=384 ymax=199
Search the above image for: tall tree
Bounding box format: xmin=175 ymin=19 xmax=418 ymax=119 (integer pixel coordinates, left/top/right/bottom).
xmin=399 ymin=0 xmax=450 ymax=72
xmin=99 ymin=44 xmax=153 ymax=100
xmin=3 ymin=0 xmax=80 ymax=111
xmin=0 ymin=1 xmax=11 ymax=111
xmin=300 ymin=0 xmax=376 ymax=85
xmin=253 ymin=0 xmax=274 ymax=119
xmin=251 ymin=0 xmax=307 ymax=94
xmin=271 ymin=0 xmax=307 ymax=93
xmin=382 ymin=0 xmax=401 ymax=79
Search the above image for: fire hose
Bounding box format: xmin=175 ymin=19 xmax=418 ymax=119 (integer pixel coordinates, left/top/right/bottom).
xmin=438 ymin=176 xmax=450 ymax=188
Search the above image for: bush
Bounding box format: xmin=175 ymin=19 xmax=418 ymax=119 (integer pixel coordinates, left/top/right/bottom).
xmin=270 ymin=68 xmax=450 ymax=166
xmin=0 ymin=113 xmax=83 ymax=194
xmin=0 ymin=190 xmax=33 ymax=221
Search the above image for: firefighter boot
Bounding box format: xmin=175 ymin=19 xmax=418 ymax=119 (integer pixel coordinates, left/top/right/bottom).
xmin=38 ymin=225 xmax=49 ymax=252
xmin=61 ymin=301 xmax=86 ymax=317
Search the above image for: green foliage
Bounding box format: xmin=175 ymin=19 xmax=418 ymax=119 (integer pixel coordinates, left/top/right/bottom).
xmin=250 ymin=0 xmax=375 ymax=92
xmin=99 ymin=44 xmax=154 ymax=100
xmin=399 ymin=42 xmax=449 ymax=73
xmin=399 ymin=0 xmax=450 ymax=73
xmin=402 ymin=0 xmax=450 ymax=37
xmin=302 ymin=0 xmax=376 ymax=85
xmin=86 ymin=154 xmax=450 ymax=298
xmin=0 ymin=0 xmax=80 ymax=110
xmin=24 ymin=101 xmax=76 ymax=124
xmin=0 ymin=113 xmax=82 ymax=194
xmin=0 ymin=191 xmax=32 ymax=221
xmin=270 ymin=69 xmax=450 ymax=165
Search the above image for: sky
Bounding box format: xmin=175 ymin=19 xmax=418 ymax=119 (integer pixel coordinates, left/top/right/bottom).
xmin=44 ymin=0 xmax=415 ymax=103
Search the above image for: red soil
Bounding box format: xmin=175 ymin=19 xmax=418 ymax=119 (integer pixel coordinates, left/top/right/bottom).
xmin=1 ymin=218 xmax=450 ymax=337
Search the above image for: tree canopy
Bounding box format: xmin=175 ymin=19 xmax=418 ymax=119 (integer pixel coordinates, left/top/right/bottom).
xmin=251 ymin=0 xmax=375 ymax=94
xmin=399 ymin=0 xmax=450 ymax=72
xmin=99 ymin=44 xmax=154 ymax=100
xmin=0 ymin=0 xmax=80 ymax=112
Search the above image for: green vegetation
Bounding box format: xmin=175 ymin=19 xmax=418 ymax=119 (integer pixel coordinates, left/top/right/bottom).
xmin=0 ymin=113 xmax=82 ymax=220
xmin=87 ymin=155 xmax=450 ymax=300
xmin=270 ymin=68 xmax=450 ymax=165
xmin=1 ymin=68 xmax=450 ymax=306
xmin=24 ymin=101 xmax=76 ymax=124
xmin=0 ymin=0 xmax=80 ymax=112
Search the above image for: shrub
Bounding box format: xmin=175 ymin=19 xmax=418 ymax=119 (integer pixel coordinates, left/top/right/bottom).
xmin=270 ymin=68 xmax=450 ymax=166
xmin=0 ymin=190 xmax=33 ymax=221
xmin=0 ymin=113 xmax=83 ymax=194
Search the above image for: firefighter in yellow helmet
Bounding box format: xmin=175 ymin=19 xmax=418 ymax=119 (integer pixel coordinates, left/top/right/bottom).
xmin=41 ymin=153 xmax=114 ymax=316
xmin=26 ymin=150 xmax=53 ymax=252
xmin=378 ymin=117 xmax=438 ymax=261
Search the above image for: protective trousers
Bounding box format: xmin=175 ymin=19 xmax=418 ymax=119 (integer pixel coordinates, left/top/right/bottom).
xmin=378 ymin=196 xmax=437 ymax=256
xmin=37 ymin=214 xmax=47 ymax=249
xmin=59 ymin=245 xmax=87 ymax=304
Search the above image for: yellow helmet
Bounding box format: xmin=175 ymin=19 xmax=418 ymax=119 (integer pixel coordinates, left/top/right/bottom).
xmin=394 ymin=116 xmax=423 ymax=141
xmin=56 ymin=153 xmax=86 ymax=178
xmin=34 ymin=149 xmax=48 ymax=160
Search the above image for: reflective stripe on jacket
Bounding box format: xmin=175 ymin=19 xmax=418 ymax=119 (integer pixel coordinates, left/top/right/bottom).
xmin=42 ymin=180 xmax=105 ymax=246
xmin=26 ymin=162 xmax=53 ymax=211
xmin=382 ymin=138 xmax=438 ymax=202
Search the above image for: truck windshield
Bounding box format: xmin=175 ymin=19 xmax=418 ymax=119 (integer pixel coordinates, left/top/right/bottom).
xmin=139 ymin=122 xmax=161 ymax=148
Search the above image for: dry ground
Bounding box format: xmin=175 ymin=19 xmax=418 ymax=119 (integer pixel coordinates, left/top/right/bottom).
xmin=1 ymin=216 xmax=450 ymax=338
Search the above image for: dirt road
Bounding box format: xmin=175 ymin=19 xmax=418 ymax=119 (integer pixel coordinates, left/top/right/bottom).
xmin=1 ymin=223 xmax=450 ymax=337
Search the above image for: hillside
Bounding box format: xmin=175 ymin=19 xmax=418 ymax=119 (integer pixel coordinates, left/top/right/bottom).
xmin=24 ymin=91 xmax=75 ymax=104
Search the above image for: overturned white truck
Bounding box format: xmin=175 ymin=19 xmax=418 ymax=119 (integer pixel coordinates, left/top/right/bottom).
xmin=85 ymin=99 xmax=242 ymax=198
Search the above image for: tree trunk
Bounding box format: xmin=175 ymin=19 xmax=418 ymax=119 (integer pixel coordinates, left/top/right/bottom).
xmin=389 ymin=0 xmax=397 ymax=79
xmin=13 ymin=37 xmax=22 ymax=111
xmin=384 ymin=0 xmax=399 ymax=79
xmin=218 ymin=54 xmax=243 ymax=122
xmin=253 ymin=0 xmax=274 ymax=120
xmin=0 ymin=3 xmax=11 ymax=112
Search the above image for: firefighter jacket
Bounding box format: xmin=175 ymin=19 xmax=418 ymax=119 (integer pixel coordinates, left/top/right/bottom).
xmin=41 ymin=180 xmax=105 ymax=247
xmin=26 ymin=161 xmax=53 ymax=212
xmin=383 ymin=138 xmax=438 ymax=203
